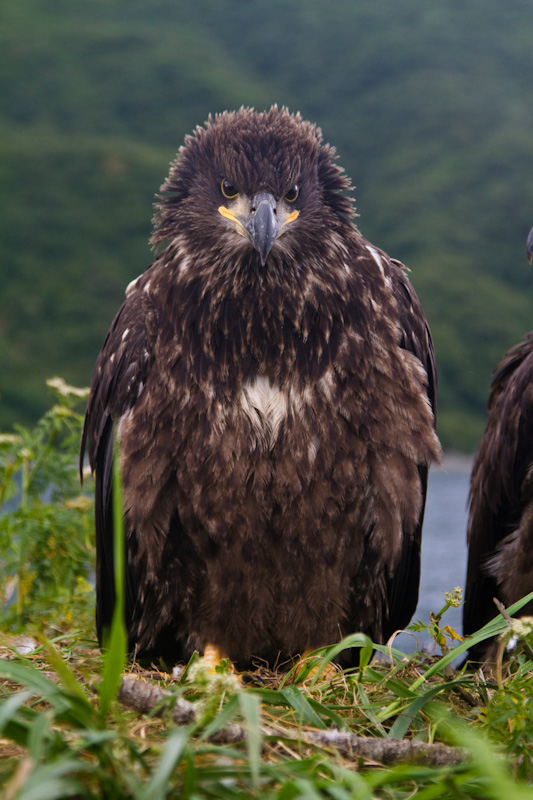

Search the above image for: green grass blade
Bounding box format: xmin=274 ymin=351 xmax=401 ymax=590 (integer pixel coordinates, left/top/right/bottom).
xmin=14 ymin=760 xmax=88 ymax=800
xmin=98 ymin=437 xmax=128 ymax=720
xmin=251 ymin=686 xmax=347 ymax=730
xmin=0 ymin=689 xmax=34 ymax=734
xmin=428 ymin=706 xmax=533 ymax=799
xmin=354 ymin=683 xmax=388 ymax=736
xmin=26 ymin=708 xmax=53 ymax=762
xmin=200 ymin=693 xmax=240 ymax=739
xmin=41 ymin=640 xmax=97 ymax=729
xmin=306 ymin=697 xmax=348 ymax=732
xmin=388 ymin=681 xmax=459 ymax=740
xmin=98 ymin=612 xmax=127 ymax=720
xmin=280 ymin=685 xmax=328 ymax=730
xmin=0 ymin=657 xmax=65 ymax=697
xmin=249 ymin=687 xmax=287 ymax=704
xmin=239 ymin=691 xmax=262 ymax=791
xmin=294 ymin=633 xmax=374 ymax=687
xmin=0 ymin=703 xmax=64 ymax=752
xmin=0 ymin=658 xmax=92 ymax=729
xmin=145 ymin=728 xmax=189 ymax=799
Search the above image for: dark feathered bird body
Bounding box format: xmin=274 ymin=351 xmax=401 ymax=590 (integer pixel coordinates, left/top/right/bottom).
xmin=82 ymin=107 xmax=440 ymax=668
xmin=464 ymin=332 xmax=533 ymax=660
xmin=463 ymin=229 xmax=533 ymax=662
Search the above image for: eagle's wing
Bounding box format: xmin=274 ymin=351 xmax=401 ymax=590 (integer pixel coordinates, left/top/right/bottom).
xmin=81 ymin=283 xmax=158 ymax=645
xmin=392 ymin=260 xmax=438 ymax=419
xmin=463 ymin=333 xmax=533 ymax=654
xmin=382 ymin=260 xmax=438 ymax=639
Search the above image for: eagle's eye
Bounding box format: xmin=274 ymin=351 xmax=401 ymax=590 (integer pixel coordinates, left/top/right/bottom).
xmin=221 ymin=179 xmax=239 ymax=200
xmin=284 ymin=184 xmax=300 ymax=203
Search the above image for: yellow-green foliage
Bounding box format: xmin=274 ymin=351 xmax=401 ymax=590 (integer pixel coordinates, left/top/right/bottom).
xmin=0 ymin=379 xmax=95 ymax=634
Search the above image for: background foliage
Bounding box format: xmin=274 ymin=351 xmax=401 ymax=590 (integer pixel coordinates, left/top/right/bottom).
xmin=0 ymin=379 xmax=94 ymax=634
xmin=2 ymin=0 xmax=533 ymax=450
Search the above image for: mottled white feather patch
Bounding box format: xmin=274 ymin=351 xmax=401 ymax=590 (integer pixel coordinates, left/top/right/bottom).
xmin=117 ymin=408 xmax=133 ymax=440
xmin=366 ymin=245 xmax=394 ymax=291
xmin=317 ymin=367 xmax=337 ymax=401
xmin=178 ymin=255 xmax=191 ymax=276
xmin=241 ymin=376 xmax=288 ymax=443
xmin=308 ymin=435 xmax=320 ymax=463
xmin=125 ymin=275 xmax=142 ymax=297
xmin=365 ymin=245 xmax=385 ymax=275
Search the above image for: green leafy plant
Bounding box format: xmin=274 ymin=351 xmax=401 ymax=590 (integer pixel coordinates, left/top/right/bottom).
xmin=410 ymin=586 xmax=464 ymax=655
xmin=0 ymin=378 xmax=95 ymax=634
xmin=475 ymin=617 xmax=533 ymax=782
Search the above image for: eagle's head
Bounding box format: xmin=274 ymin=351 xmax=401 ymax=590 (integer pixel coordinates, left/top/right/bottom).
xmin=151 ymin=106 xmax=355 ymax=273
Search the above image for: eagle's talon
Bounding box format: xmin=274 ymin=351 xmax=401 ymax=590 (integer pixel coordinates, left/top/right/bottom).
xmin=201 ymin=643 xmax=238 ymax=676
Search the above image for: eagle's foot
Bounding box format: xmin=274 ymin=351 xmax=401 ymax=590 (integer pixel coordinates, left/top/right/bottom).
xmin=202 ymin=643 xmax=238 ymax=675
xmin=186 ymin=644 xmax=241 ymax=718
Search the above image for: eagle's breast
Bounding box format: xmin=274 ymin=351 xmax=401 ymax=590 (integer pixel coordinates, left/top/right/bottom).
xmin=240 ymin=376 xmax=289 ymax=447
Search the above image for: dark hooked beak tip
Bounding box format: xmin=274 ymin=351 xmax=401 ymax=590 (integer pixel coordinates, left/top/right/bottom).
xmin=244 ymin=192 xmax=281 ymax=266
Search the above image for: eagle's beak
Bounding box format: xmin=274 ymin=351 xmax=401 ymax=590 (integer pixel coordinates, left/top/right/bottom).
xmin=243 ymin=193 xmax=278 ymax=266
xmin=218 ymin=192 xmax=299 ymax=265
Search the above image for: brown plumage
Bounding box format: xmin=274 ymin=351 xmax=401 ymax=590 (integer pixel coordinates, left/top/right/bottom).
xmin=81 ymin=107 xmax=440 ymax=668
xmin=463 ymin=226 xmax=533 ymax=662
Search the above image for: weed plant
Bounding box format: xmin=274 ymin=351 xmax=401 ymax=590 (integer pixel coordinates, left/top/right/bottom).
xmin=0 ymin=379 xmax=94 ymax=635
xmin=1 ymin=385 xmax=533 ymax=798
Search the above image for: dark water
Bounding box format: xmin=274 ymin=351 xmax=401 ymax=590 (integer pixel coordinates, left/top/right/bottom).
xmin=396 ymin=454 xmax=472 ymax=651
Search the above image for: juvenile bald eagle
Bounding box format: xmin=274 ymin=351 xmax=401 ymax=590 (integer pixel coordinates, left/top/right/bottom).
xmin=82 ymin=107 xmax=440 ymax=669
xmin=463 ymin=226 xmax=533 ymax=662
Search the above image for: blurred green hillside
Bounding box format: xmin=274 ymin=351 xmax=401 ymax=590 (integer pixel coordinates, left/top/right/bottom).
xmin=2 ymin=0 xmax=533 ymax=451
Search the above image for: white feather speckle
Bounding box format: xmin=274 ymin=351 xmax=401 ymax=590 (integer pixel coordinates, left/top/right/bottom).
xmin=308 ymin=435 xmax=320 ymax=463
xmin=241 ymin=377 xmax=288 ymax=443
xmin=179 ymin=255 xmax=191 ymax=276
xmin=365 ymin=245 xmax=385 ymax=275
xmin=366 ymin=245 xmax=393 ymax=290
xmin=117 ymin=408 xmax=133 ymax=440
xmin=125 ymin=274 xmax=142 ymax=297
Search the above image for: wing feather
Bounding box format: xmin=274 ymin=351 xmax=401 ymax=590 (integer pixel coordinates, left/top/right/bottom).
xmin=81 ymin=288 xmax=158 ymax=644
xmin=382 ymin=260 xmax=438 ymax=639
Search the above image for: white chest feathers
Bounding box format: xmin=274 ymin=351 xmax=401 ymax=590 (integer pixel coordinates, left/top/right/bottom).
xmin=240 ymin=376 xmax=290 ymax=446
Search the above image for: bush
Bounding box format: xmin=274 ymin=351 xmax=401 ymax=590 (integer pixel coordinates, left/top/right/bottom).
xmin=0 ymin=378 xmax=95 ymax=635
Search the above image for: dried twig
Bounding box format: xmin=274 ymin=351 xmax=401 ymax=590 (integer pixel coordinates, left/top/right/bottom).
xmin=118 ymin=676 xmax=466 ymax=767
xmin=118 ymin=676 xmax=195 ymax=726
